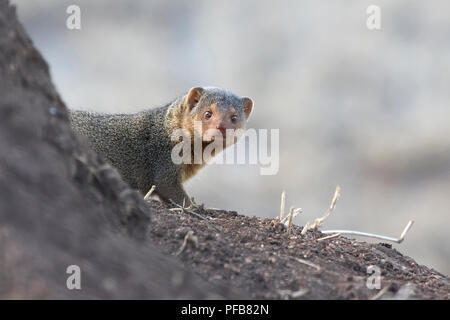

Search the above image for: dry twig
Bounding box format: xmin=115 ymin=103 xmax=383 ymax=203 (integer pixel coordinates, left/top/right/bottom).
xmin=289 ymin=256 xmax=321 ymax=272
xmin=287 ymin=207 xmax=294 ymax=234
xmin=169 ymin=200 xmax=222 ymax=232
xmin=311 ymin=186 xmax=341 ymax=230
xmin=278 ymin=288 xmax=309 ymax=300
xmin=369 ymin=285 xmax=390 ymax=300
xmin=321 ymin=220 xmax=414 ymax=244
xmin=281 ymin=208 xmax=302 ymax=225
xmin=300 ymin=186 xmax=341 ymax=235
xmin=300 ymin=222 xmax=310 ymax=236
xmin=317 ymin=233 xmax=341 ymax=242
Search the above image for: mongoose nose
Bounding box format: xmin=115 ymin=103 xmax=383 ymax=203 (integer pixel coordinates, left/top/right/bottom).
xmin=216 ymin=126 xmax=226 ymax=136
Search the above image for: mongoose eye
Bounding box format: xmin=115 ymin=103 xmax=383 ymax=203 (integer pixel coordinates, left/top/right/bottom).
xmin=204 ymin=111 xmax=212 ymax=120
xmin=231 ymin=115 xmax=238 ymax=123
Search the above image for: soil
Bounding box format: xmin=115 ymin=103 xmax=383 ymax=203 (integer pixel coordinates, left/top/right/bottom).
xmin=148 ymin=201 xmax=449 ymax=299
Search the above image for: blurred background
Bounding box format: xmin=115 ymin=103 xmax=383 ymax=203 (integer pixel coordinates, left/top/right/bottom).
xmin=12 ymin=0 xmax=449 ymax=275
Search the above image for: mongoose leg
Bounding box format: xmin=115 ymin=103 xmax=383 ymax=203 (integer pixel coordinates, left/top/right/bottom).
xmin=155 ymin=182 xmax=191 ymax=207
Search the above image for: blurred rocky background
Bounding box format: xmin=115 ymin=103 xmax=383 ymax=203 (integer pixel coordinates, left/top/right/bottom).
xmin=11 ymin=0 xmax=450 ymax=275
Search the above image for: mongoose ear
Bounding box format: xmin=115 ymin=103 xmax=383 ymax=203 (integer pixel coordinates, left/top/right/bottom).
xmin=186 ymin=87 xmax=205 ymax=110
xmin=242 ymin=97 xmax=253 ymax=119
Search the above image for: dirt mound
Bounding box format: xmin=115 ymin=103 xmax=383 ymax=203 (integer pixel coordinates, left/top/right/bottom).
xmin=148 ymin=201 xmax=449 ymax=299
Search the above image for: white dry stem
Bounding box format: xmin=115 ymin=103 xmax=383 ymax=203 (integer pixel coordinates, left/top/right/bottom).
xmin=280 ymin=191 xmax=286 ymax=221
xmin=289 ymin=256 xmax=321 ymax=272
xmin=287 ymin=208 xmax=294 ymax=234
xmin=369 ymin=285 xmax=390 ymax=300
xmin=321 ymin=220 xmax=414 ymax=244
xmin=281 ymin=208 xmax=302 ymax=225
xmin=310 ymin=186 xmax=341 ymax=230
xmin=301 ymin=186 xmax=341 ymax=235
xmin=169 ymin=201 xmax=222 ymax=232
xmin=278 ymin=288 xmax=309 ymax=300
xmin=175 ymin=230 xmax=198 ymax=256
xmin=143 ymin=185 xmax=156 ymax=201
xmin=301 ymin=222 xmax=310 ymax=236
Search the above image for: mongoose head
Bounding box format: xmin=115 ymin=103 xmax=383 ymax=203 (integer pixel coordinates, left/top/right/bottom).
xmin=182 ymin=86 xmax=253 ymax=145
